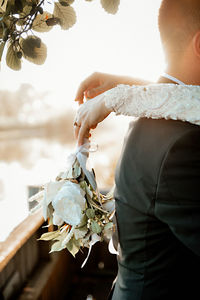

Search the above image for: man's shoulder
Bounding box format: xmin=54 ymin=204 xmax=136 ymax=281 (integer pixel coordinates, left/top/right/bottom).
xmin=133 ymin=117 xmax=200 ymax=145
xmin=124 ymin=117 xmax=200 ymax=167
xmin=136 ymin=117 xmax=200 ymax=132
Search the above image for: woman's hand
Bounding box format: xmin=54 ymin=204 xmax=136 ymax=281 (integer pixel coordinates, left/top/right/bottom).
xmin=75 ymin=72 xmax=137 ymax=105
xmin=74 ymin=93 xmax=113 ymax=146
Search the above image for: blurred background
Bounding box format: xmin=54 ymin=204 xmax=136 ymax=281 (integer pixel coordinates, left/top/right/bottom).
xmin=0 ymin=1 xmax=166 ymax=299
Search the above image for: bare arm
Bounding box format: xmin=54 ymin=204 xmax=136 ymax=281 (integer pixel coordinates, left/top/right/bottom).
xmin=75 ymin=72 xmax=152 ymax=104
xmin=74 ymin=84 xmax=200 ymax=146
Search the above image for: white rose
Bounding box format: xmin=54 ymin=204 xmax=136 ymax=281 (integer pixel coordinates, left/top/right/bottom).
xmin=43 ymin=181 xmax=65 ymax=220
xmin=52 ymin=181 xmax=86 ymax=226
xmin=52 ymin=212 xmax=64 ymax=226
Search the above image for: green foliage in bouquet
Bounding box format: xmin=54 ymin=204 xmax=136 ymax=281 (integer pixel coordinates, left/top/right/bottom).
xmin=0 ymin=0 xmax=120 ymax=70
xmin=30 ymin=155 xmax=115 ymax=258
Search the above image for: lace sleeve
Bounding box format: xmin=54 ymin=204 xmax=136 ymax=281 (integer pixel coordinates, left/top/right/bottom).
xmin=104 ymin=84 xmax=200 ymax=126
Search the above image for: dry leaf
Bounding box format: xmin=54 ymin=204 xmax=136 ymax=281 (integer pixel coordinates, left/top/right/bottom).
xmin=53 ymin=2 xmax=76 ymax=30
xmin=32 ymin=11 xmax=53 ymax=32
xmin=101 ymin=0 xmax=120 ymax=14
xmin=6 ymin=44 xmax=21 ymax=71
xmin=24 ymin=41 xmax=47 ymax=65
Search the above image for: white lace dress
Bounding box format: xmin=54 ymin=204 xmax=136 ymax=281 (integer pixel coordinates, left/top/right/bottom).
xmin=104 ymin=84 xmax=200 ymax=125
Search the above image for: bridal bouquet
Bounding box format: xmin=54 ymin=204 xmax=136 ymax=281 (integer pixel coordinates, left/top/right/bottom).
xmin=29 ymin=144 xmax=115 ymax=266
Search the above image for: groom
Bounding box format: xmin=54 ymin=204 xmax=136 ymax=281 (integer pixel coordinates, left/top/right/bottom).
xmin=75 ymin=0 xmax=200 ymax=299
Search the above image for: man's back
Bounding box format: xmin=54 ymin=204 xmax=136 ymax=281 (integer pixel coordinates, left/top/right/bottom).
xmin=112 ymin=118 xmax=200 ymax=300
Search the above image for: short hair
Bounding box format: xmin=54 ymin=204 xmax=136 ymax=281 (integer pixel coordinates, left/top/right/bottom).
xmin=158 ymin=0 xmax=200 ymax=62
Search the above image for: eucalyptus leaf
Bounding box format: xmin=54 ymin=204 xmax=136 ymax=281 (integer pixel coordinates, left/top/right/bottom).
xmin=100 ymin=0 xmax=120 ymax=14
xmin=74 ymin=226 xmax=88 ymax=240
xmin=39 ymin=230 xmax=60 ymax=241
xmin=6 ymin=44 xmax=21 ymax=70
xmin=79 ymin=180 xmax=87 ymax=191
xmin=53 ymin=2 xmax=76 ymax=30
xmin=85 ymin=184 xmax=93 ymax=199
xmin=91 ymin=220 xmax=102 ymax=234
xmin=104 ymin=222 xmax=113 ymax=231
xmin=86 ymin=208 xmax=95 ymax=219
xmin=66 ymin=238 xmax=80 ymax=257
xmin=50 ymin=240 xmax=66 ymax=252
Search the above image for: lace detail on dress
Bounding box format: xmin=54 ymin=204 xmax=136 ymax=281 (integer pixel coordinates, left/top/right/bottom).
xmin=104 ymin=84 xmax=200 ymax=125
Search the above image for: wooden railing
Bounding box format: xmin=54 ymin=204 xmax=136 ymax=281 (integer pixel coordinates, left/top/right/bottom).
xmin=0 ymin=209 xmax=117 ymax=300
xmin=0 ymin=210 xmax=75 ymax=299
xmin=0 ymin=210 xmax=44 ymax=273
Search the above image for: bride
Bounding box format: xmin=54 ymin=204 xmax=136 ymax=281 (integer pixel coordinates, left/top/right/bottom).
xmin=74 ymin=72 xmax=200 ymax=145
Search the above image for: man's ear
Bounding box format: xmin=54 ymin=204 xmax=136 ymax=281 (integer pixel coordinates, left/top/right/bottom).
xmin=192 ymin=31 xmax=200 ymax=59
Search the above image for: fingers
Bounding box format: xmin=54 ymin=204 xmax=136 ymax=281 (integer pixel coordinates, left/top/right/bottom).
xmin=78 ymin=123 xmax=90 ymax=146
xmin=75 ymin=83 xmax=87 ymax=105
xmin=74 ymin=115 xmax=91 ymax=145
xmin=74 ymin=72 xmax=100 ymax=104
xmin=74 ymin=122 xmax=80 ymax=140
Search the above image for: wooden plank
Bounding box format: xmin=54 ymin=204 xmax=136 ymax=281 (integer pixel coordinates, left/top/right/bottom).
xmin=17 ymin=253 xmax=60 ymax=300
xmin=17 ymin=252 xmax=74 ymax=300
xmin=0 ymin=257 xmax=15 ymax=288
xmin=0 ymin=209 xmax=44 ymax=272
xmin=26 ymin=234 xmax=39 ymax=275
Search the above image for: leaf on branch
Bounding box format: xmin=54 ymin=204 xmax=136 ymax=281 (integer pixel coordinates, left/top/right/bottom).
xmin=100 ymin=0 xmax=120 ymax=14
xmin=22 ymin=4 xmax=32 ymax=15
xmin=21 ymin=35 xmax=47 ymax=65
xmin=46 ymin=17 xmax=60 ymax=26
xmin=31 ymin=42 xmax=47 ymax=65
xmin=0 ymin=0 xmax=8 ymax=13
xmin=6 ymin=44 xmax=21 ymax=71
xmin=26 ymin=0 xmax=39 ymax=4
xmin=20 ymin=35 xmax=41 ymax=58
xmin=59 ymin=0 xmax=74 ymax=5
xmin=32 ymin=11 xmax=53 ymax=32
xmin=53 ymin=2 xmax=76 ymax=30
xmin=59 ymin=0 xmax=69 ymax=6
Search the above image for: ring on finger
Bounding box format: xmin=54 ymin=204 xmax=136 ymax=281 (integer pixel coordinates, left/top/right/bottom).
xmin=74 ymin=121 xmax=81 ymax=127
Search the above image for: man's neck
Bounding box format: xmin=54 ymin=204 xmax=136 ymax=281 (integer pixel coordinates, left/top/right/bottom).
xmin=165 ymin=66 xmax=200 ymax=85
